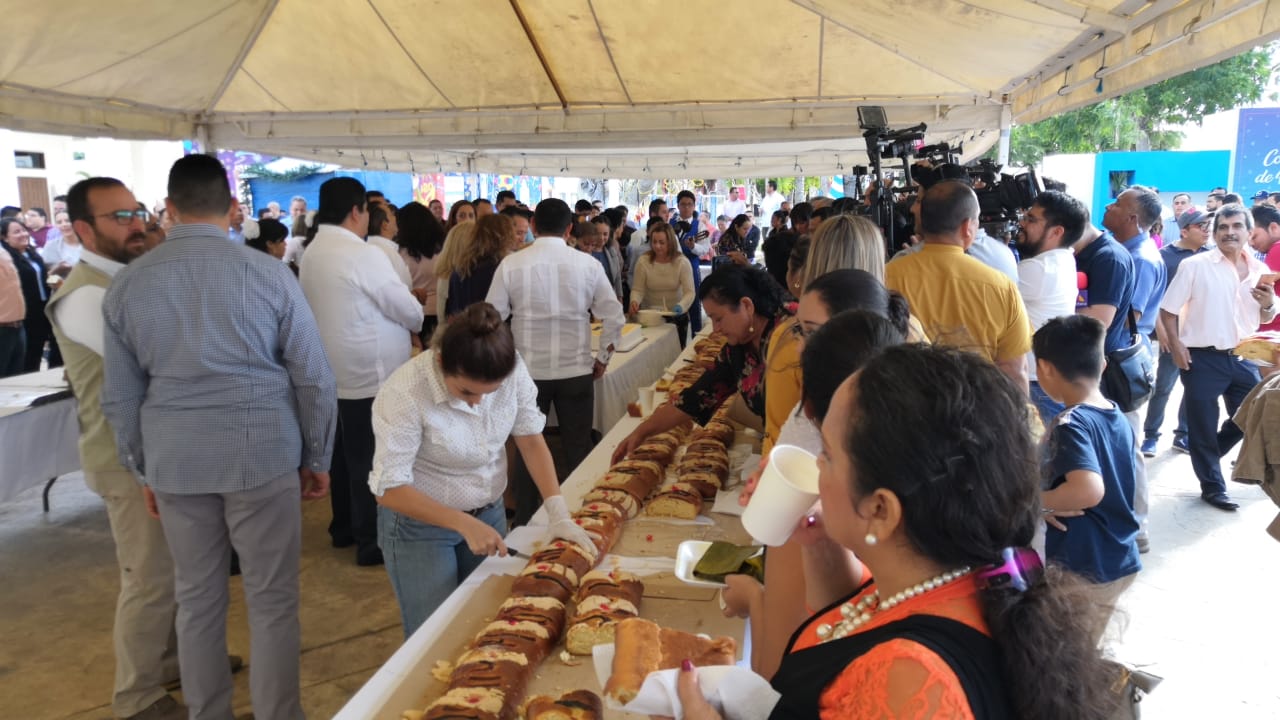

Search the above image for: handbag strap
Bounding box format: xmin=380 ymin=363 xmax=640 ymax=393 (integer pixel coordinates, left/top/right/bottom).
xmin=1125 ymin=307 xmax=1140 ymax=337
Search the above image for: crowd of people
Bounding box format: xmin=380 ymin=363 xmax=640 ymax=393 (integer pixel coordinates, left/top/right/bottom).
xmin=9 ymin=150 xmax=1276 ymax=720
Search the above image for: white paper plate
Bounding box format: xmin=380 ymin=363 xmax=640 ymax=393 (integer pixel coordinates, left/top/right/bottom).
xmin=673 ymin=540 xmax=763 ymax=588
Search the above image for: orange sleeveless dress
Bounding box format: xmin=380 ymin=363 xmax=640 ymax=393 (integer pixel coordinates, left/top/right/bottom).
xmin=789 ymin=575 xmax=990 ymax=720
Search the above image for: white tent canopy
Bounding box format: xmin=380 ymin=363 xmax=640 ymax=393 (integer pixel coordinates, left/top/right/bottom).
xmin=2 ymin=0 xmax=1277 ymax=178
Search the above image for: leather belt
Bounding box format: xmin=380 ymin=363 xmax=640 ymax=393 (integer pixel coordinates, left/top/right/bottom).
xmin=465 ymin=499 xmax=501 ymax=517
xmin=0 ymin=320 xmax=23 ymax=328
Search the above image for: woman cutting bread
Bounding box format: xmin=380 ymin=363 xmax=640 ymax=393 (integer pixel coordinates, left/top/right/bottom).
xmin=370 ymin=303 xmax=596 ymax=636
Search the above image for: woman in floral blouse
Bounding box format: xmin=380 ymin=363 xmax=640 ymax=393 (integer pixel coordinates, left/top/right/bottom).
xmin=612 ymin=263 xmax=790 ymax=461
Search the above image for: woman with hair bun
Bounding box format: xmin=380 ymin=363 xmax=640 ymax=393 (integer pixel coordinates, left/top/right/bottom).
xmin=679 ymin=344 xmax=1120 ymax=720
xmin=369 ymin=302 xmax=596 ymax=635
xmin=612 ymin=263 xmax=792 ymax=461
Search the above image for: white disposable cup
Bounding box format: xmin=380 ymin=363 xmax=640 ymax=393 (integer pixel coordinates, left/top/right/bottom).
xmin=741 ymin=444 xmax=820 ymax=546
xmin=638 ymin=386 xmax=656 ymax=414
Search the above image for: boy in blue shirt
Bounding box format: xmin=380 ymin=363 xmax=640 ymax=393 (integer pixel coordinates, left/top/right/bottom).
xmin=1033 ymin=314 xmax=1142 ymax=644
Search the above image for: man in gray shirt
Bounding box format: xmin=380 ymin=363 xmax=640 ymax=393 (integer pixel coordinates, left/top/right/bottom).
xmin=102 ymin=154 xmax=337 ymax=720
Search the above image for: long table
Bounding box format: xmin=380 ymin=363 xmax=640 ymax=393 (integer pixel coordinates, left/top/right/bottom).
xmin=548 ymin=324 xmax=681 ymax=433
xmin=0 ymin=369 xmax=80 ymax=509
xmin=336 ymin=330 xmax=738 ymax=719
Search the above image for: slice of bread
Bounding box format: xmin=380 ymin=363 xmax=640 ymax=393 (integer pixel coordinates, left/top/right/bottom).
xmin=603 ymin=618 xmax=736 ymax=705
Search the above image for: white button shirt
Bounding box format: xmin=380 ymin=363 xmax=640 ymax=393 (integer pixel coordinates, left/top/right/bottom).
xmin=299 ymin=224 xmax=423 ymax=399
xmin=1159 ymin=248 xmax=1268 ymax=350
xmin=368 ymin=349 xmax=545 ymax=509
xmin=368 ymin=234 xmax=413 ymax=289
xmin=51 ymin=250 xmax=125 ymax=356
xmin=485 ymin=236 xmax=625 ymax=380
xmin=1018 ymin=247 xmax=1079 ymax=380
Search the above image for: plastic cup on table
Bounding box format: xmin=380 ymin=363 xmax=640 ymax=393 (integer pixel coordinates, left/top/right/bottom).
xmin=638 ymin=386 xmax=656 ymax=414
xmin=741 ymin=444 xmax=820 ymax=546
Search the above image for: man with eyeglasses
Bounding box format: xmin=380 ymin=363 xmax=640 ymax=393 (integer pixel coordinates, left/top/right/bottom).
xmin=1015 ymin=191 xmax=1088 ymax=426
xmin=45 ymin=178 xmax=196 ymax=720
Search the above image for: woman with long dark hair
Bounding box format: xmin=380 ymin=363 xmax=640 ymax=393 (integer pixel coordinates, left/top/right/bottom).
xmin=726 ymin=272 xmax=910 ymax=679
xmin=612 ymin=263 xmax=790 ymax=461
xmin=397 ymin=202 xmax=447 ymax=338
xmin=1 ymin=218 xmax=60 ymax=371
xmin=245 ymin=218 xmax=289 ymax=261
xmin=715 ymin=214 xmax=754 ymax=266
xmin=679 ymin=344 xmax=1120 ymax=720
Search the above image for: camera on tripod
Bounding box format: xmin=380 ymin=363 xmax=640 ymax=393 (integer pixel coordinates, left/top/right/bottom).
xmin=968 ymin=159 xmax=1043 ymax=240
xmin=857 ymin=106 xmax=928 ymax=257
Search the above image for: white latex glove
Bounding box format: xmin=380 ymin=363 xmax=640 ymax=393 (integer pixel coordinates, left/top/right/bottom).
xmin=544 ymin=495 xmax=598 ymax=555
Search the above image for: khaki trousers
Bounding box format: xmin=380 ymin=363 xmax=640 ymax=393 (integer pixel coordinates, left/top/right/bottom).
xmin=84 ymin=469 xmax=179 ymax=717
xmin=1086 ymin=571 xmax=1139 ymax=648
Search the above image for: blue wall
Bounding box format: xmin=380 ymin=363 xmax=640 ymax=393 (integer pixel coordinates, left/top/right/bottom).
xmin=1092 ymin=151 xmax=1230 ymax=222
xmin=246 ymin=170 xmax=415 ymax=213
xmin=1232 ymin=108 xmax=1280 ymax=201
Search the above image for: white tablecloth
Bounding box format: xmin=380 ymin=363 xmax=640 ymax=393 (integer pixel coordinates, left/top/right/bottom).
xmin=0 ymin=369 xmax=81 ymax=504
xmin=546 ymin=324 xmax=681 ymax=432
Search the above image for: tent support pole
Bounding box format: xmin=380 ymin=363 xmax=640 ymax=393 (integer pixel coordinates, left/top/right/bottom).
xmin=195 ymin=123 xmax=212 ymax=154
xmin=997 ymin=105 xmax=1012 ymax=167
xmin=509 ymin=0 xmax=569 ymax=112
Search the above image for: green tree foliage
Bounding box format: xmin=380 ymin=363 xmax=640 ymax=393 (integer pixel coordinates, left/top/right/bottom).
xmin=749 ymin=177 xmax=822 ymax=197
xmin=1005 ymin=47 xmax=1275 ymax=166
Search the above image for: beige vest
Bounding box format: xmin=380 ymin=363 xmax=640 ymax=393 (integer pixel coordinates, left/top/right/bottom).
xmin=45 ymin=262 xmax=127 ymax=474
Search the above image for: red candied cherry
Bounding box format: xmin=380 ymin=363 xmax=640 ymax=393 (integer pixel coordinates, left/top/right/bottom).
xmin=645 ymin=534 xmax=654 ymax=542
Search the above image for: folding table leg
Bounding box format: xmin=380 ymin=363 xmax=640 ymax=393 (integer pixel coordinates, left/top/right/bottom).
xmin=42 ymin=477 xmax=57 ymax=513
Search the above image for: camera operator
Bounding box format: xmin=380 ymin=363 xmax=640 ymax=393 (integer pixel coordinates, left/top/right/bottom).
xmin=892 ymin=164 xmax=1018 ymax=283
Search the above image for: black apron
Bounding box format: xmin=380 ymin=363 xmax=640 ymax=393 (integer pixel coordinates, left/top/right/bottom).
xmin=768 ymin=584 xmax=1013 ymax=720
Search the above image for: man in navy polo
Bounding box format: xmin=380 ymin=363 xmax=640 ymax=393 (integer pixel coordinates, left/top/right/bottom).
xmin=1142 ymin=209 xmax=1211 ymax=457
xmin=1073 ymin=213 xmax=1147 ymax=551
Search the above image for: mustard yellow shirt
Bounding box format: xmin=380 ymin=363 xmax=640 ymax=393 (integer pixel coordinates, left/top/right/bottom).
xmin=763 ymin=319 xmax=802 ymax=454
xmin=885 ymin=244 xmax=1031 ymax=363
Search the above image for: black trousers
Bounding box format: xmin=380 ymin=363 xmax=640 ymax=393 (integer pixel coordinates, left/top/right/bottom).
xmin=22 ymin=310 xmax=61 ymax=372
xmin=0 ymin=325 xmax=24 ymax=378
xmin=665 ymin=313 xmax=690 ymax=349
xmin=331 ymin=397 xmax=379 ymax=552
xmin=510 ymin=373 xmax=595 ymax=527
xmin=1181 ymin=348 xmax=1260 ymax=496
xmin=327 ymin=417 xmax=349 ymax=544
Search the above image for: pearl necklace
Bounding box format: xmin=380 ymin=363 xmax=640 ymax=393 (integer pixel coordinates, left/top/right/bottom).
xmin=816 ymin=566 xmax=972 ymax=642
